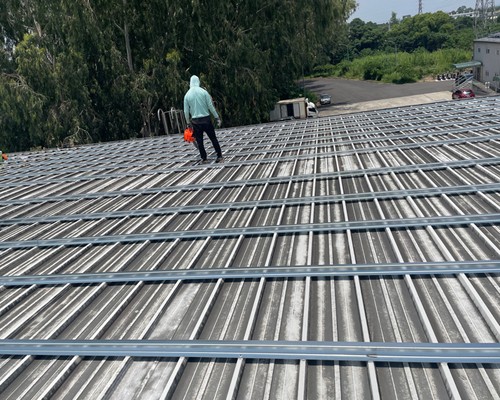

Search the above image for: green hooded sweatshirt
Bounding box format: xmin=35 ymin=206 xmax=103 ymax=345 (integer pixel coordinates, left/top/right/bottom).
xmin=183 ymin=75 xmax=219 ymax=125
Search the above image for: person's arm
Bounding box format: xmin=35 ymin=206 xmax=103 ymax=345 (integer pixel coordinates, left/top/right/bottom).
xmin=205 ymin=92 xmax=221 ymax=127
xmin=205 ymin=92 xmax=219 ymax=120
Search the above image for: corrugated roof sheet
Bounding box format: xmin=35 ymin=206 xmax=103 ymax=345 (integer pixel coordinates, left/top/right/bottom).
xmin=0 ymin=95 xmax=500 ymax=399
xmin=452 ymin=61 xmax=482 ymax=69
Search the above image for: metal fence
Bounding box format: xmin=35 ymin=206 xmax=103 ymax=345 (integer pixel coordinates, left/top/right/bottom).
xmin=157 ymin=107 xmax=187 ymax=135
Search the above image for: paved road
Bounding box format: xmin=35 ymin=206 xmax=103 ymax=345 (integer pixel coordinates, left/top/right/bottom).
xmin=303 ymin=77 xmax=454 ymax=108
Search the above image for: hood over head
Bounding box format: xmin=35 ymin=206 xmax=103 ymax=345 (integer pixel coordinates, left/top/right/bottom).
xmin=190 ymin=75 xmax=200 ymax=88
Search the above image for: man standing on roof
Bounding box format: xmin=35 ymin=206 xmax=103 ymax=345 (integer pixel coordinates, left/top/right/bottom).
xmin=183 ymin=75 xmax=224 ymax=163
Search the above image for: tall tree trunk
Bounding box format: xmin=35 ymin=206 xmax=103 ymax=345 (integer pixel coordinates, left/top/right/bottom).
xmin=123 ymin=0 xmax=133 ymax=72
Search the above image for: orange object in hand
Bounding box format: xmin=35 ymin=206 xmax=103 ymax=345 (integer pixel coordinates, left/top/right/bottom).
xmin=1 ymin=153 xmax=7 ymax=160
xmin=184 ymin=127 xmax=195 ymax=143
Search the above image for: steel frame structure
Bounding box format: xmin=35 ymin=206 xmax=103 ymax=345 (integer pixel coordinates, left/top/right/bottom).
xmin=0 ymin=96 xmax=499 ymax=399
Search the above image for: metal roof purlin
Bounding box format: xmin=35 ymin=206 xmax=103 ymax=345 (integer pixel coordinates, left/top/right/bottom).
xmin=1 ymin=213 xmax=500 ymax=249
xmin=1 ymin=260 xmax=499 ymax=286
xmin=1 ymin=157 xmax=499 ymax=206
xmin=1 ymin=130 xmax=499 ymax=190
xmin=1 ymin=182 xmax=499 ymax=227
xmin=0 ymin=339 xmax=498 ymax=363
xmin=1 ymin=95 xmax=500 ymax=398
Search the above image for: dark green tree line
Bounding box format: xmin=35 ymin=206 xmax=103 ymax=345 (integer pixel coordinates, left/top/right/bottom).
xmin=342 ymin=11 xmax=478 ymax=62
xmin=314 ymin=8 xmax=500 ymax=83
xmin=312 ymin=6 xmax=500 ymax=84
xmin=0 ymin=0 xmax=354 ymax=152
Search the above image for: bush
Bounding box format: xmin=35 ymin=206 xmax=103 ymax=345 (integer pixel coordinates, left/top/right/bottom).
xmin=332 ymin=60 xmax=352 ymax=77
xmin=312 ymin=47 xmax=472 ymax=84
xmin=312 ymin=64 xmax=337 ymax=77
xmin=363 ymin=60 xmax=384 ymax=81
xmin=383 ymin=72 xmax=417 ymax=84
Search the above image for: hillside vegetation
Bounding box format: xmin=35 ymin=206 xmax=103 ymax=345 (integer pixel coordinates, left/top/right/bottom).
xmin=316 ymin=9 xmax=500 ymax=83
xmin=1 ymin=2 xmax=499 ymax=151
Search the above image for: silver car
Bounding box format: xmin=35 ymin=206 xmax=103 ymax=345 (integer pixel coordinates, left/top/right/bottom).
xmin=320 ymin=93 xmax=331 ymax=105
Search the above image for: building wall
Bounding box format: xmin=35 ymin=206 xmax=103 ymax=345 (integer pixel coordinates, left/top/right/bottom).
xmin=474 ymin=37 xmax=500 ymax=90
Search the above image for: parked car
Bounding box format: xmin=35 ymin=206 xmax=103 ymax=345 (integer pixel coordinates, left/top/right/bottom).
xmin=320 ymin=93 xmax=331 ymax=105
xmin=452 ymin=88 xmax=475 ymax=100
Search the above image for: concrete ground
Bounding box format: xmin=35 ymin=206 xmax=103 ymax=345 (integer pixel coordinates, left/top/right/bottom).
xmin=304 ymin=77 xmax=496 ymax=117
xmin=319 ymin=90 xmax=452 ymax=116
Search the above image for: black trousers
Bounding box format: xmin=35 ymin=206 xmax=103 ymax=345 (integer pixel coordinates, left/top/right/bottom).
xmin=192 ymin=116 xmax=222 ymax=160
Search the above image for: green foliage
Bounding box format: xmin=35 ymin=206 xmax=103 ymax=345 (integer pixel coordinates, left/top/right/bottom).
xmin=341 ymin=10 xmax=478 ymax=63
xmin=362 ymin=59 xmax=384 ymax=81
xmin=1 ymin=2 xmax=491 ymax=152
xmin=325 ymin=48 xmax=472 ymax=84
xmin=311 ymin=64 xmax=338 ymax=77
xmin=311 ymin=9 xmax=485 ymax=85
xmin=386 ymin=12 xmax=460 ymax=52
xmin=0 ymin=0 xmax=355 ymax=151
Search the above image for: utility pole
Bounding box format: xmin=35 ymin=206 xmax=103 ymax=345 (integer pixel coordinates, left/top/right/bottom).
xmin=474 ymin=0 xmax=495 ymax=36
xmin=418 ymin=0 xmax=423 ymax=15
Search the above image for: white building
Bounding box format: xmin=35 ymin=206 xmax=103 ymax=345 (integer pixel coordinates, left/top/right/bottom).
xmin=473 ymin=32 xmax=500 ymax=91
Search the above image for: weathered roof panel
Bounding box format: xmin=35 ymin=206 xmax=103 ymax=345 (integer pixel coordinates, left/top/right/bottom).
xmin=0 ymin=95 xmax=500 ymax=399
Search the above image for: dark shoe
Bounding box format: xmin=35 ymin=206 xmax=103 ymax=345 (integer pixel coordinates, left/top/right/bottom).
xmin=215 ymin=157 xmax=224 ymax=163
xmin=200 ymin=159 xmax=209 ymax=164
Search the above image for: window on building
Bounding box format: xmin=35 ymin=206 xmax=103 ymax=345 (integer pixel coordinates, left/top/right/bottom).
xmin=486 ymin=49 xmax=490 ymax=54
xmin=486 ymin=71 xmax=490 ymax=77
xmin=477 ymin=47 xmax=481 ymax=53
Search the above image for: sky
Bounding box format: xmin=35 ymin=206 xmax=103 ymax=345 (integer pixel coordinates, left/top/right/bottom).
xmin=350 ymin=1 xmax=478 ymax=24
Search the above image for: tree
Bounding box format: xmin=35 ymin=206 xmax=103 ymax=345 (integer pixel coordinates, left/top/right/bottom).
xmin=389 ymin=11 xmax=399 ymax=28
xmin=348 ymin=18 xmax=386 ymax=58
xmin=0 ymin=0 xmax=356 ymax=151
xmin=387 ymin=12 xmax=459 ymax=52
